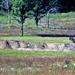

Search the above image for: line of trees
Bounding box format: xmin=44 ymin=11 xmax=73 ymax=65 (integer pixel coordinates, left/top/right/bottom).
xmin=1 ymin=0 xmax=75 ymax=14
xmin=12 ymin=0 xmax=57 ymax=36
xmin=0 ymin=0 xmax=58 ymax=36
xmin=2 ymin=0 xmax=75 ymax=36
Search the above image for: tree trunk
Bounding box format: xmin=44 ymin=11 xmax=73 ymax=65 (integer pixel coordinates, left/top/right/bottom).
xmin=47 ymin=11 xmax=50 ymax=28
xmin=47 ymin=15 xmax=50 ymax=28
xmin=35 ymin=17 xmax=39 ymax=27
xmin=21 ymin=23 xmax=23 ymax=36
xmin=8 ymin=8 xmax=11 ymax=23
xmin=20 ymin=16 xmax=25 ymax=36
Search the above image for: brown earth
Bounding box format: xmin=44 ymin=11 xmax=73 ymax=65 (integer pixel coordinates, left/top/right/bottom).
xmin=0 ymin=26 xmax=75 ymax=36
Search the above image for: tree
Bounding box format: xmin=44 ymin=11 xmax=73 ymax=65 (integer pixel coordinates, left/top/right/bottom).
xmin=6 ymin=0 xmax=12 ymax=23
xmin=12 ymin=0 xmax=58 ymax=36
xmin=0 ymin=0 xmax=12 ymax=12
xmin=0 ymin=0 xmax=12 ymax=23
xmin=0 ymin=0 xmax=3 ymax=15
xmin=32 ymin=0 xmax=58 ymax=27
xmin=12 ymin=0 xmax=34 ymax=36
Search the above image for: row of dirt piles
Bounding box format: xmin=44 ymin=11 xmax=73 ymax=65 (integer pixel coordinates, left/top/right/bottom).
xmin=0 ymin=40 xmax=75 ymax=51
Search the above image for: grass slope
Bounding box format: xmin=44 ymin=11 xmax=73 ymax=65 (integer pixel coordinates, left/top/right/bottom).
xmin=0 ymin=49 xmax=75 ymax=57
xmin=0 ymin=36 xmax=71 ymax=43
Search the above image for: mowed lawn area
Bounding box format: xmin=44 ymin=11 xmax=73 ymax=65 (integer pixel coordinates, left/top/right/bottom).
xmin=0 ymin=36 xmax=71 ymax=43
xmin=0 ymin=49 xmax=75 ymax=57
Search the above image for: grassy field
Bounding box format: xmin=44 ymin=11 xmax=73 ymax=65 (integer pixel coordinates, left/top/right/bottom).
xmin=0 ymin=12 xmax=75 ymax=36
xmin=0 ymin=48 xmax=75 ymax=57
xmin=0 ymin=49 xmax=75 ymax=75
xmin=0 ymin=36 xmax=74 ymax=75
xmin=0 ymin=12 xmax=75 ymax=27
xmin=0 ymin=12 xmax=75 ymax=75
xmin=1 ymin=12 xmax=75 ymax=23
xmin=0 ymin=36 xmax=71 ymax=43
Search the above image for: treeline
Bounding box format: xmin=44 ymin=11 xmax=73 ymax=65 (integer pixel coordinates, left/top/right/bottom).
xmin=0 ymin=0 xmax=12 ymax=14
xmin=0 ymin=0 xmax=75 ymax=14
xmin=0 ymin=0 xmax=75 ymax=36
xmin=0 ymin=0 xmax=58 ymax=36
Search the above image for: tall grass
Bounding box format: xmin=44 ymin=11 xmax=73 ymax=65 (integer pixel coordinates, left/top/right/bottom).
xmin=0 ymin=56 xmax=75 ymax=75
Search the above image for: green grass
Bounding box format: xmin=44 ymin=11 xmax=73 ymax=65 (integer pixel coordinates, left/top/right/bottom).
xmin=25 ymin=12 xmax=75 ymax=29
xmin=0 ymin=15 xmax=8 ymax=23
xmin=49 ymin=12 xmax=75 ymax=19
xmin=1 ymin=12 xmax=75 ymax=23
xmin=0 ymin=36 xmax=71 ymax=43
xmin=0 ymin=49 xmax=75 ymax=57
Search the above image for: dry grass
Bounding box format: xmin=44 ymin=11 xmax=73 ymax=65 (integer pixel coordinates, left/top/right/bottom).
xmin=0 ymin=57 xmax=75 ymax=75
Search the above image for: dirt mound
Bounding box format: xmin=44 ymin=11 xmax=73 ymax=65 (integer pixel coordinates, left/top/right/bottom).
xmin=0 ymin=40 xmax=75 ymax=51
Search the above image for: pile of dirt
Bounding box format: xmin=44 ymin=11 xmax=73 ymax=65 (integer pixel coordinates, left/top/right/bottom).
xmin=0 ymin=40 xmax=75 ymax=51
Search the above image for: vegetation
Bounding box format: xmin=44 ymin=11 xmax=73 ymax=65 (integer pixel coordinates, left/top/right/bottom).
xmin=0 ymin=49 xmax=75 ymax=75
xmin=11 ymin=0 xmax=57 ymax=36
xmin=0 ymin=0 xmax=75 ymax=75
xmin=30 ymin=0 xmax=57 ymax=27
xmin=12 ymin=0 xmax=34 ymax=36
xmin=0 ymin=12 xmax=75 ymax=24
xmin=0 ymin=48 xmax=75 ymax=57
xmin=0 ymin=36 xmax=71 ymax=43
xmin=0 ymin=12 xmax=75 ymax=36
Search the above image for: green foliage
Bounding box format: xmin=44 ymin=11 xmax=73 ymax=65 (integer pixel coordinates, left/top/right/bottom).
xmin=12 ymin=0 xmax=35 ymax=23
xmin=0 ymin=49 xmax=75 ymax=57
xmin=0 ymin=15 xmax=8 ymax=23
xmin=31 ymin=0 xmax=58 ymax=26
xmin=12 ymin=0 xmax=58 ymax=27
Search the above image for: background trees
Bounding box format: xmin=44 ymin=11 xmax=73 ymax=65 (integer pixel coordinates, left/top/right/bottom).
xmin=31 ymin=0 xmax=58 ymax=27
xmin=12 ymin=0 xmax=58 ymax=36
xmin=12 ymin=0 xmax=35 ymax=36
xmin=0 ymin=0 xmax=12 ymax=14
xmin=1 ymin=0 xmax=75 ymax=14
xmin=0 ymin=0 xmax=75 ymax=36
